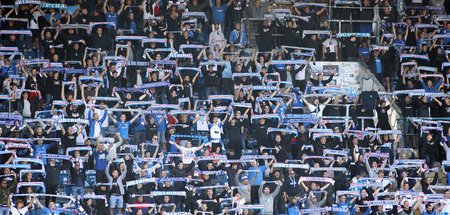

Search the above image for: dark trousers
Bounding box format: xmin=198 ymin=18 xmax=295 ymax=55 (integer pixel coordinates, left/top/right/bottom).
xmin=325 ymin=53 xmax=337 ymax=61
xmin=45 ymin=184 xmax=58 ymax=205
xmin=221 ymin=78 xmax=233 ymax=94
xmin=251 ymin=185 xmax=260 ymax=204
xmin=96 ymin=170 xmax=107 ymax=183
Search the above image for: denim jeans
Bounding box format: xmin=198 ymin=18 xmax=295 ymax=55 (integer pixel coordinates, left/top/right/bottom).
xmin=158 ymin=131 xmax=166 ymax=145
xmin=205 ymin=86 xmax=217 ymax=98
xmin=423 ymin=154 xmax=435 ymax=168
xmin=110 ymin=195 xmax=124 ymax=209
xmin=0 ymin=207 xmax=9 ymax=215
xmin=72 ymin=185 xmax=84 ymax=197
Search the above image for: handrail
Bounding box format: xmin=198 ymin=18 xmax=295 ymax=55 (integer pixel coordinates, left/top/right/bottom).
xmin=327 ymin=19 xmax=384 ymax=23
xmin=330 ymin=5 xmax=392 ymax=9
xmin=240 ymin=17 xmax=384 ymax=45
xmin=327 ymin=19 xmax=384 ymax=43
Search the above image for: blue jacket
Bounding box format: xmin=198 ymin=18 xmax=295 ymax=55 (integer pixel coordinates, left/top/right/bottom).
xmin=229 ymin=29 xmax=247 ymax=47
xmin=88 ymin=109 xmax=108 ymax=138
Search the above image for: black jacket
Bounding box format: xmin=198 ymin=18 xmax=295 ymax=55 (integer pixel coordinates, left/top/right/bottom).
xmin=70 ymin=166 xmax=86 ymax=186
xmin=45 ymin=164 xmax=61 ymax=185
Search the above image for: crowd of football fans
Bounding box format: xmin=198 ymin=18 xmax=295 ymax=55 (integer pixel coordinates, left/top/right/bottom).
xmin=1 ymin=0 xmax=450 ymax=214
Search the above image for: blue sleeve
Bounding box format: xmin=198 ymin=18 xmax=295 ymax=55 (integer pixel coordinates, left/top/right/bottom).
xmin=242 ymin=31 xmax=247 ymax=46
xmin=44 ymin=14 xmax=51 ymax=22
xmin=420 ymin=80 xmax=427 ymax=90
xmin=88 ymin=110 xmax=92 ymax=121
xmin=434 ymin=78 xmax=443 ymax=91
xmin=46 ymin=142 xmax=57 ymax=148
xmin=229 ymin=31 xmax=234 ymax=42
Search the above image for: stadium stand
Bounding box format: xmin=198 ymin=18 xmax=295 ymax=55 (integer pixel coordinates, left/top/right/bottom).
xmin=0 ymin=0 xmax=450 ymax=214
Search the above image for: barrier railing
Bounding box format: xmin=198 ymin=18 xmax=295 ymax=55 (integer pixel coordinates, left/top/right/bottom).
xmin=240 ymin=17 xmax=385 ymax=47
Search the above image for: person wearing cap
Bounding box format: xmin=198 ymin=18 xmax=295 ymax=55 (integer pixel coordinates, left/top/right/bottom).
xmin=235 ymin=168 xmax=258 ymax=203
xmin=305 ymin=191 xmax=328 ymax=215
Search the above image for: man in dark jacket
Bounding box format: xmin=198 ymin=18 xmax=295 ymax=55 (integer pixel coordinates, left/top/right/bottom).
xmin=45 ymin=159 xmax=61 ymax=205
xmin=70 ymin=161 xmax=86 ymax=197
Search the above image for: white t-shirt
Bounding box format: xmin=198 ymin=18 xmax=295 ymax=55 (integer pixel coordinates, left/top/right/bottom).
xmin=322 ymin=38 xmax=338 ymax=53
xmin=92 ymin=121 xmax=102 ymax=139
xmin=180 ymin=147 xmax=197 ymax=164
xmin=22 ymin=99 xmax=31 ymax=117
xmin=30 ymin=11 xmax=40 ymax=30
xmin=52 ymin=115 xmax=62 ymax=131
xmin=196 ymin=115 xmax=209 ymax=131
xmin=72 ymin=124 xmax=87 ymax=145
xmin=295 ymin=66 xmax=306 ymax=81
xmin=10 ymin=206 xmax=29 ymax=215
xmin=209 ymin=120 xmax=223 ymax=140
xmin=307 ymin=103 xmax=326 ymax=117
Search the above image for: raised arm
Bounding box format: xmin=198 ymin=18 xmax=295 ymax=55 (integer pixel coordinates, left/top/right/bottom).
xmin=108 ymin=112 xmax=117 ymax=124
xmin=129 ymin=111 xmax=142 ymax=124
xmin=118 ymin=162 xmax=127 ymax=180
xmin=271 ymin=182 xmax=281 ymax=197
xmin=103 ymin=0 xmax=109 ymax=14
xmin=105 ymin=162 xmax=113 ymax=180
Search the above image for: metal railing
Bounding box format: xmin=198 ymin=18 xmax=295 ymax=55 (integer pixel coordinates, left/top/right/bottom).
xmin=240 ymin=17 xmax=385 ymax=48
xmin=327 ymin=19 xmax=385 ymax=42
xmin=240 ymin=18 xmax=284 ymax=48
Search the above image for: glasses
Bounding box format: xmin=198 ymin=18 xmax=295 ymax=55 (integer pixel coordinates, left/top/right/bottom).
xmin=153 ymin=138 xmax=158 ymax=140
